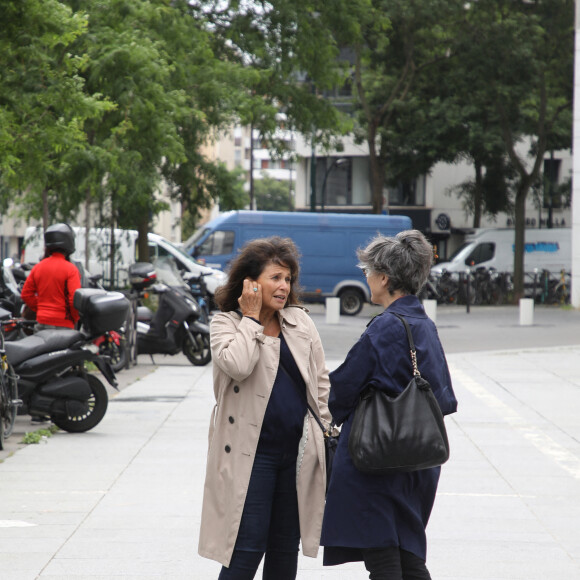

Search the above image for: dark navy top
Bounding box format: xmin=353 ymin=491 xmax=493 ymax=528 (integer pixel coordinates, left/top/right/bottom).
xmin=258 ymin=333 xmax=308 ymax=453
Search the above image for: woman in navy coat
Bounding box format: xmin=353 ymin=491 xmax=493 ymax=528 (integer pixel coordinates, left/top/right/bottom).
xmin=321 ymin=230 xmax=458 ymax=580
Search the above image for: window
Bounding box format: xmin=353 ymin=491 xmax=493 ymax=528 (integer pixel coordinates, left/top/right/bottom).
xmin=388 ymin=177 xmax=426 ymax=207
xmin=199 ymin=230 xmax=235 ymax=256
xmin=543 ymin=158 xmax=562 ymax=209
xmin=465 ymin=243 xmax=495 ymax=266
xmin=316 ymin=157 xmax=352 ymax=206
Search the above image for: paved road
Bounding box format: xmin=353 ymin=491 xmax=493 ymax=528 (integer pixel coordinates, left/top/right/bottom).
xmin=0 ymin=303 xmax=579 ymax=579
xmin=309 ymin=302 xmax=580 ymax=358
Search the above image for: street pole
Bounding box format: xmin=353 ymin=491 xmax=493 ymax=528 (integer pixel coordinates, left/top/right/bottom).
xmin=309 ymin=134 xmax=316 ymax=212
xmin=548 ymin=150 xmax=554 ymax=228
xmin=249 ymin=122 xmax=255 ymax=210
xmin=572 ymin=0 xmax=580 ymax=307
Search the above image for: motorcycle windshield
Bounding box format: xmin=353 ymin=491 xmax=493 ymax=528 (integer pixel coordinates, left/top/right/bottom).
xmin=152 ymin=256 xmax=188 ymax=288
xmin=2 ymin=263 xmax=20 ymax=297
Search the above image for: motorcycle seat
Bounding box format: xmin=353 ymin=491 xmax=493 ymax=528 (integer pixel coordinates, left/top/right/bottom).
xmin=5 ymin=329 xmax=85 ymax=366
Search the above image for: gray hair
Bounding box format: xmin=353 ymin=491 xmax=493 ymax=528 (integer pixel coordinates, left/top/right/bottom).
xmin=357 ymin=229 xmax=433 ymax=295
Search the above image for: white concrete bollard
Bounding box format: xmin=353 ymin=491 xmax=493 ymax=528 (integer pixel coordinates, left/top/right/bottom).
xmin=325 ymin=297 xmax=341 ymax=324
xmin=519 ymin=298 xmax=534 ymax=326
xmin=422 ymin=299 xmax=437 ymax=324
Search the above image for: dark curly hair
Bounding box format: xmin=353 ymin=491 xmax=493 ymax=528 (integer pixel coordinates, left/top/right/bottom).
xmin=214 ymin=236 xmax=302 ymax=312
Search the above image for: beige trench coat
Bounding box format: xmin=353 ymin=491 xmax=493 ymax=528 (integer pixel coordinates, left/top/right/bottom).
xmin=198 ymin=306 xmax=331 ymax=567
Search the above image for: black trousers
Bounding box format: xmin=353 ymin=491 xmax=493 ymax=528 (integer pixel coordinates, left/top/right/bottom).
xmin=362 ymin=547 xmax=432 ymax=580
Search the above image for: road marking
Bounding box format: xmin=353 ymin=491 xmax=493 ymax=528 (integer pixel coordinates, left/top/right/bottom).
xmin=450 ymin=365 xmax=580 ymax=480
xmin=440 ymin=492 xmax=536 ymax=498
xmin=0 ymin=520 xmax=37 ymax=528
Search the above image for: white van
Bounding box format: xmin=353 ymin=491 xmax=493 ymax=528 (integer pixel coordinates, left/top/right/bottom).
xmin=432 ymin=228 xmax=571 ymax=275
xmin=22 ymin=227 xmax=226 ymax=296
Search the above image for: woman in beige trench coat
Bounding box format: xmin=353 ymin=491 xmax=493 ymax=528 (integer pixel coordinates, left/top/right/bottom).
xmin=198 ymin=236 xmax=332 ymax=579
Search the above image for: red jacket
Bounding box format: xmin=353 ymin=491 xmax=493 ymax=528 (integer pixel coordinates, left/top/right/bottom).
xmin=21 ymin=252 xmax=81 ymax=328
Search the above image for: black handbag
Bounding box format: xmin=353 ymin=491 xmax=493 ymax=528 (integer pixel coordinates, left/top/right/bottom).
xmin=278 ymin=362 xmax=338 ymax=491
xmin=348 ymin=313 xmax=449 ymax=474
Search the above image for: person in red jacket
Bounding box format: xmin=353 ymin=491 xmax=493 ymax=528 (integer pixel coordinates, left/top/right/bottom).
xmin=21 ymin=223 xmax=81 ymax=330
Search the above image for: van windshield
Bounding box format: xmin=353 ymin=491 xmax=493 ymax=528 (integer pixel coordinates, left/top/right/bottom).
xmin=184 ymin=228 xmax=210 ymax=254
xmin=448 ymin=243 xmax=471 ymax=261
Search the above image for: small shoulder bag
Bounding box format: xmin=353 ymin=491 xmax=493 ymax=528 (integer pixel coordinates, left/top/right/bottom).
xmin=347 ymin=313 xmax=449 ymax=474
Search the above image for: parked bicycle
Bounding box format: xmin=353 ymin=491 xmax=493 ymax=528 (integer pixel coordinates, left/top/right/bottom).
xmin=536 ymin=269 xmax=570 ymax=305
xmin=471 ymin=267 xmax=504 ymax=305
xmin=0 ymin=309 xmax=21 ymax=450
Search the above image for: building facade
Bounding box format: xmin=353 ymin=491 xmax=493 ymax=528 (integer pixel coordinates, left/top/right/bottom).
xmin=292 ymin=135 xmax=572 ymax=261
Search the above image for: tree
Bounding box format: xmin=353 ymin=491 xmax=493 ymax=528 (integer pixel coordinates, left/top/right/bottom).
xmin=254 ymin=175 xmax=294 ymax=211
xmin=455 ymin=0 xmax=574 ymax=298
xmin=193 ymin=0 xmax=353 ymax=153
xmin=339 ymin=0 xmax=464 ymax=213
xmin=0 ymin=0 xmax=112 ymax=225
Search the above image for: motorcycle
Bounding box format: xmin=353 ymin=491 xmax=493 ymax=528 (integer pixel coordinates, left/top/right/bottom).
xmin=84 ymin=272 xmax=128 ymax=373
xmin=0 ymin=258 xmax=25 ymax=317
xmin=2 ymin=287 xmax=130 ymax=433
xmin=129 ymin=260 xmax=211 ymax=366
xmin=92 ymin=330 xmax=127 ymax=373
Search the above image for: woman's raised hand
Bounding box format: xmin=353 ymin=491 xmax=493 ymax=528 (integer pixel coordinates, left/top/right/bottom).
xmin=238 ymin=278 xmax=262 ymax=319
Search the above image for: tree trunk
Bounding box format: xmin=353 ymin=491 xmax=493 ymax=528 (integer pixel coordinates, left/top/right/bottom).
xmin=512 ymin=187 xmax=528 ymax=301
xmin=108 ymin=219 xmax=116 ymax=290
xmin=84 ymin=187 xmax=91 ymax=270
xmin=473 ymin=161 xmax=483 ymax=228
xmin=42 ymin=189 xmax=49 ymax=230
xmin=137 ymin=214 xmax=149 ymax=263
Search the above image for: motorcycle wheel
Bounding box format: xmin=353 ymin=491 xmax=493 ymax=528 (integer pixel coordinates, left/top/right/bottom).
xmin=183 ymin=331 xmax=211 ymax=366
xmin=99 ymin=338 xmax=127 ymax=373
xmin=0 ymin=362 xmax=18 ymax=447
xmin=51 ymin=374 xmax=109 ymax=433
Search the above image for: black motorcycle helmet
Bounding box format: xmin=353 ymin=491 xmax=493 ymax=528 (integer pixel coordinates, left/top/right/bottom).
xmin=44 ymin=223 xmax=76 ymax=256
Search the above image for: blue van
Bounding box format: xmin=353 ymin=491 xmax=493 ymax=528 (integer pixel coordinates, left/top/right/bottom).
xmin=185 ymin=211 xmax=412 ymax=315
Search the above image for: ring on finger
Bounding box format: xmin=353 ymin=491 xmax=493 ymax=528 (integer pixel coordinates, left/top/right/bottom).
xmin=253 ymin=288 xmax=258 ymax=292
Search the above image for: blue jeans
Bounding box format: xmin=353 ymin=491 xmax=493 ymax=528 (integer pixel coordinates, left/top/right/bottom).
xmin=218 ymin=448 xmax=301 ymax=580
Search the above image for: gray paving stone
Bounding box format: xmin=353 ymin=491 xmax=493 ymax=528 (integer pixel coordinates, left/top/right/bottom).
xmin=0 ymin=306 xmax=579 ymax=578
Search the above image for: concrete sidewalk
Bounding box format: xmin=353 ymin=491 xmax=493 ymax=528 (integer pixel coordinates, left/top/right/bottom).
xmin=1 ymin=306 xmax=580 ymax=578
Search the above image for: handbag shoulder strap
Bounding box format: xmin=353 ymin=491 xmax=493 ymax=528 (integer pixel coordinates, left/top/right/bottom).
xmin=392 ymin=313 xmax=421 ymax=378
xmin=278 ymin=360 xmax=332 ymax=436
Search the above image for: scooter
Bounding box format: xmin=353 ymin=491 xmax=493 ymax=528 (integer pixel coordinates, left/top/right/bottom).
xmin=2 ymin=287 xmax=130 ymax=433
xmin=129 ymin=261 xmax=211 ymax=366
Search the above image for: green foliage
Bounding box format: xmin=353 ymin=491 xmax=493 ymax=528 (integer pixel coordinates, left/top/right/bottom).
xmin=193 ymin=0 xmax=353 ymax=146
xmin=0 ymin=0 xmax=113 ymax=222
xmin=254 ymin=175 xmax=294 ymax=212
xmin=22 ymin=425 xmax=60 ymax=445
xmin=2 ymin=0 xmax=349 ymax=234
xmin=341 ymin=0 xmax=465 ymax=212
xmin=449 ymin=0 xmax=574 ymax=297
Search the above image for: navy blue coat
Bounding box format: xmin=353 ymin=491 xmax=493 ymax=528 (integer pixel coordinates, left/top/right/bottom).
xmin=321 ymin=295 xmax=457 ymax=565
